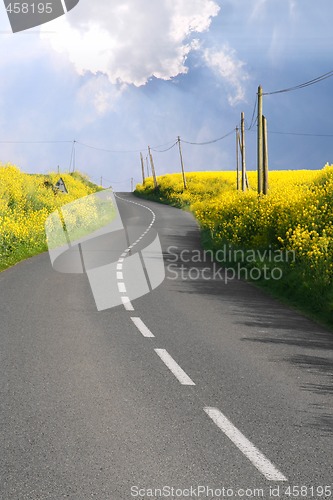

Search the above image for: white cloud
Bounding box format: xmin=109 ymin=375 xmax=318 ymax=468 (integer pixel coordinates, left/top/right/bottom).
xmin=203 ymin=45 xmax=249 ymax=105
xmin=76 ymin=75 xmax=126 ymax=118
xmin=41 ymin=0 xmax=220 ymax=86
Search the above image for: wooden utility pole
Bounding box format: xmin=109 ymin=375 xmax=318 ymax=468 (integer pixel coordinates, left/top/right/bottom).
xmin=146 ymin=156 xmax=150 ymax=177
xmin=72 ymin=140 xmax=76 ymax=173
xmin=236 ymin=126 xmax=240 ymax=190
xmin=140 ymin=152 xmax=146 ymax=185
xmin=245 ymin=171 xmax=250 ymax=189
xmin=177 ymin=136 xmax=187 ymax=190
xmin=241 ymin=112 xmax=246 ymax=192
xmin=148 ymin=146 xmax=158 ymax=189
xmin=263 ymin=116 xmax=269 ymax=195
xmin=257 ymin=85 xmax=263 ymax=194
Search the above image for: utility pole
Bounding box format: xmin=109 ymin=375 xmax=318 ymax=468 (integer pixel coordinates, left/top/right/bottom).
xmin=177 ymin=136 xmax=187 ymax=190
xmin=241 ymin=112 xmax=246 ymax=192
xmin=148 ymin=146 xmax=158 ymax=189
xmin=140 ymin=152 xmax=146 ymax=185
xmin=100 ymin=176 xmax=103 ymax=187
xmin=72 ymin=140 xmax=76 ymax=173
xmin=263 ymin=116 xmax=269 ymax=195
xmin=257 ymin=85 xmax=263 ymax=194
xmin=146 ymin=156 xmax=150 ymax=177
xmin=57 ymin=165 xmax=60 ymax=174
xmin=236 ymin=126 xmax=240 ymax=190
xmin=131 ymin=178 xmax=134 ymax=192
xmin=245 ymin=171 xmax=250 ymax=190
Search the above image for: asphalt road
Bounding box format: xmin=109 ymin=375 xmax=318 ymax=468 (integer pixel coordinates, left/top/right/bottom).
xmin=0 ymin=192 xmax=332 ymax=500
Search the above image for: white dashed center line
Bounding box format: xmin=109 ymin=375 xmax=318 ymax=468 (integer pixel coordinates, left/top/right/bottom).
xmin=109 ymin=193 xmax=289 ymax=482
xmin=131 ymin=317 xmax=155 ymax=338
xmin=117 ymin=282 xmax=126 ymax=293
xmin=154 ymin=348 xmax=195 ymax=386
xmin=114 ymin=194 xmax=157 ymax=312
xmin=204 ymin=407 xmax=288 ymax=481
xmin=121 ymin=296 xmax=134 ymax=311
xmin=128 ymin=316 xmax=286 ymax=481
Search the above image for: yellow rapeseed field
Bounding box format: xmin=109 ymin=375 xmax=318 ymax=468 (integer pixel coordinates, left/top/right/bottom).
xmin=136 ymin=165 xmax=333 ymax=317
xmin=0 ymin=164 xmax=101 ymax=270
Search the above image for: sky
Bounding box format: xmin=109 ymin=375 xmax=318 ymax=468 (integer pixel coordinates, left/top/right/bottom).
xmin=0 ymin=0 xmax=332 ymax=191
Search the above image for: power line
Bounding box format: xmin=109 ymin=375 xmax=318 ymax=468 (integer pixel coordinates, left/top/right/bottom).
xmin=149 ymin=139 xmax=178 ymax=150
xmin=0 ymin=132 xmax=238 ymax=154
xmin=248 ymin=129 xmax=333 ymax=137
xmin=263 ymin=69 xmax=333 ymax=96
xmin=269 ymin=131 xmax=333 ymax=137
xmin=75 ymin=139 xmax=178 ymax=154
xmin=247 ymin=96 xmax=258 ymax=130
xmin=75 ymin=141 xmax=143 ymax=154
xmin=181 ymin=129 xmax=235 ymax=145
xmin=151 ymin=141 xmax=178 ymax=153
xmin=0 ymin=140 xmax=72 ymax=144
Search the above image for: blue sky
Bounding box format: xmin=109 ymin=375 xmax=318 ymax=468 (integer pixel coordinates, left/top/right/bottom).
xmin=0 ymin=0 xmax=332 ymax=190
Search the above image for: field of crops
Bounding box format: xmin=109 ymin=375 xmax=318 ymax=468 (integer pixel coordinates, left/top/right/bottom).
xmin=0 ymin=164 xmax=101 ymax=270
xmin=136 ymin=165 xmax=333 ymax=322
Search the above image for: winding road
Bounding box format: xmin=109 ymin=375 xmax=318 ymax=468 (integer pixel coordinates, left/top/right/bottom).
xmin=0 ymin=193 xmax=332 ymax=499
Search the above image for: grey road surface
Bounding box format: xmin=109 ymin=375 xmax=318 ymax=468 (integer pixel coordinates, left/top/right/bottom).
xmin=0 ymin=193 xmax=332 ymax=500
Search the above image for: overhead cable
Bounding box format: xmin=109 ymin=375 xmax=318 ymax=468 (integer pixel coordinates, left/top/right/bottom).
xmin=181 ymin=129 xmax=235 ymax=145
xmin=263 ymin=69 xmax=333 ymax=96
xmin=151 ymin=141 xmax=178 ymax=153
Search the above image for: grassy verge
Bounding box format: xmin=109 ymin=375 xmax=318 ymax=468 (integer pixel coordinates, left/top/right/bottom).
xmin=199 ymin=227 xmax=333 ymax=329
xmin=135 ymin=169 xmax=333 ymax=329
